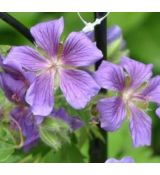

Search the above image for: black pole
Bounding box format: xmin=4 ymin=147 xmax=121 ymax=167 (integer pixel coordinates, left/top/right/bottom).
xmin=95 ymin=12 xmax=107 ymax=69
xmin=89 ymin=12 xmax=107 ymax=163
xmin=0 ymin=12 xmax=34 ymax=43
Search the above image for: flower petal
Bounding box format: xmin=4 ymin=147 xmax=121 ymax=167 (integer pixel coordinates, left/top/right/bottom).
xmin=4 ymin=46 xmax=48 ymax=72
xmin=121 ymin=57 xmax=153 ymax=89
xmin=0 ymin=73 xmax=26 ymax=103
xmin=26 ymin=70 xmax=54 ymax=116
xmin=2 ymin=57 xmax=36 ymax=87
xmin=129 ymin=105 xmax=152 ymax=147
xmin=31 ymin=17 xmax=64 ymax=57
xmin=94 ymin=61 xmax=125 ymax=91
xmin=0 ymin=54 xmax=4 ymax=65
xmin=106 ymin=156 xmax=134 ymax=163
xmin=97 ymin=96 xmax=126 ymax=131
xmin=10 ymin=106 xmax=39 ymax=151
xmin=141 ymin=76 xmax=160 ymax=104
xmin=62 ymin=32 xmax=102 ymax=67
xmin=60 ymin=69 xmax=100 ymax=109
xmin=51 ymin=108 xmax=84 ymax=130
xmin=107 ymin=25 xmax=122 ymax=44
xmin=85 ymin=25 xmax=122 ymax=44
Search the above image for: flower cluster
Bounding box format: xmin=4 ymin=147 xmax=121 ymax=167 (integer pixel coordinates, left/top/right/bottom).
xmin=0 ymin=16 xmax=159 ymax=162
xmin=0 ymin=52 xmax=83 ymax=150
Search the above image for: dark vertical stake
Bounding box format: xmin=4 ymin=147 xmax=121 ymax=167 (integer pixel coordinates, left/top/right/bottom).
xmin=89 ymin=12 xmax=107 ymax=163
xmin=95 ymin=12 xmax=107 ymax=69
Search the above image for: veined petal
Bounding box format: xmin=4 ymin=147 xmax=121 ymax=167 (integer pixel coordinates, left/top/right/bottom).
xmin=129 ymin=105 xmax=151 ymax=147
xmin=97 ymin=96 xmax=126 ymax=131
xmin=141 ymin=76 xmax=160 ymax=104
xmin=94 ymin=61 xmax=125 ymax=92
xmin=60 ymin=69 xmax=100 ymax=109
xmin=26 ymin=70 xmax=54 ymax=116
xmin=0 ymin=73 xmax=26 ymax=103
xmin=2 ymin=58 xmax=35 ymax=86
xmin=62 ymin=32 xmax=102 ymax=67
xmin=31 ymin=17 xmax=64 ymax=57
xmin=121 ymin=57 xmax=153 ymax=89
xmin=4 ymin=46 xmax=48 ymax=72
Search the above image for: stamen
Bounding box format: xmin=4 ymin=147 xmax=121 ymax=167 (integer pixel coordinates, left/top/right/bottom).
xmin=11 ymin=93 xmax=21 ymax=103
xmin=57 ymin=43 xmax=64 ymax=59
xmin=122 ymin=90 xmax=133 ymax=104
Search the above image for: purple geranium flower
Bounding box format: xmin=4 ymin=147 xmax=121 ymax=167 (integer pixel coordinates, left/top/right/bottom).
xmin=107 ymin=25 xmax=126 ymax=49
xmin=0 ymin=54 xmax=35 ymax=104
xmin=106 ymin=156 xmax=135 ymax=163
xmin=10 ymin=106 xmax=40 ymax=151
xmin=11 ymin=106 xmax=83 ymax=151
xmin=95 ymin=56 xmax=160 ymax=147
xmin=4 ymin=17 xmax=102 ymax=116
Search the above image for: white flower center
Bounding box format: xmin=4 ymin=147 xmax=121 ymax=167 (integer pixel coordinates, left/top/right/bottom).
xmin=122 ymin=89 xmax=133 ymax=104
xmin=50 ymin=57 xmax=63 ymax=70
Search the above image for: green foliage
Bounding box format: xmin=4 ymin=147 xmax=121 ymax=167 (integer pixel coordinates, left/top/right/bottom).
xmin=107 ymin=36 xmax=129 ymax=63
xmin=0 ymin=125 xmax=16 ymax=162
xmin=0 ymin=45 xmax=11 ymax=57
xmin=41 ymin=143 xmax=84 ymax=163
xmin=39 ymin=117 xmax=71 ymax=150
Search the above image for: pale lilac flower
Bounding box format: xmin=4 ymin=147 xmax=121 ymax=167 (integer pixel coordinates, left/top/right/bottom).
xmin=106 ymin=156 xmax=135 ymax=163
xmin=95 ymin=56 xmax=160 ymax=147
xmin=4 ymin=17 xmax=102 ymax=116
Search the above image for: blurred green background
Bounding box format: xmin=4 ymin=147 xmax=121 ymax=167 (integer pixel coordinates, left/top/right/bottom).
xmin=1 ymin=12 xmax=160 ymax=163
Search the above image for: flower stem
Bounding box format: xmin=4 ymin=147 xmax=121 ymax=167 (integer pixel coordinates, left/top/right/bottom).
xmin=0 ymin=12 xmax=34 ymax=43
xmin=10 ymin=116 xmax=24 ymax=149
xmin=89 ymin=12 xmax=107 ymax=163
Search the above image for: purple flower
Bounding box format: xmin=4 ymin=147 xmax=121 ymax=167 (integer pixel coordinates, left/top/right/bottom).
xmin=10 ymin=106 xmax=83 ymax=151
xmin=106 ymin=156 xmax=135 ymax=163
xmin=95 ymin=56 xmax=160 ymax=147
xmin=10 ymin=106 xmax=40 ymax=151
xmin=4 ymin=17 xmax=102 ymax=116
xmin=0 ymin=54 xmax=35 ymax=104
xmin=51 ymin=108 xmax=84 ymax=130
xmin=107 ymin=25 xmax=124 ymax=47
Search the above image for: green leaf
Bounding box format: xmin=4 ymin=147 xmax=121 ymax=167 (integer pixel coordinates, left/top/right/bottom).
xmin=0 ymin=45 xmax=11 ymax=56
xmin=0 ymin=125 xmax=16 ymax=162
xmin=0 ymin=144 xmax=14 ymax=162
xmin=39 ymin=117 xmax=71 ymax=150
xmin=41 ymin=144 xmax=84 ymax=163
xmin=107 ymin=38 xmax=129 ymax=64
